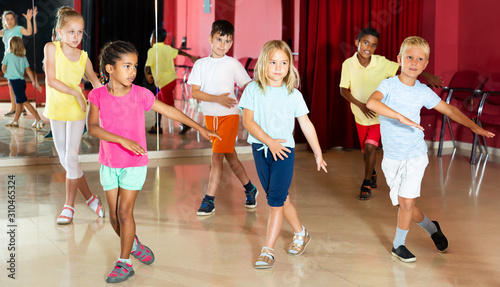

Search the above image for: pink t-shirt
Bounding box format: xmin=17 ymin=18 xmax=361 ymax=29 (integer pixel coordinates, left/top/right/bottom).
xmin=88 ymin=84 xmax=155 ymax=168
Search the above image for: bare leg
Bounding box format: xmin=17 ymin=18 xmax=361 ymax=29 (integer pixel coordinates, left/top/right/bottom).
xmin=77 ymin=175 xmax=93 ymax=201
xmin=263 ymin=205 xmax=284 ymax=249
xmin=364 ymin=143 xmax=377 ymax=180
xmin=117 ymin=189 xmax=139 ymax=259
xmin=64 ymin=178 xmax=79 ymax=207
xmin=283 ymin=196 xmax=303 ymax=233
xmin=8 ymin=83 xmax=16 ymax=112
xmin=225 ymin=150 xmax=250 ymax=185
xmin=206 ymin=153 xmax=225 ymax=196
xmin=22 ymin=102 xmax=41 ymax=121
xmin=11 ymin=103 xmax=23 ymax=122
xmin=106 ymin=188 xmax=120 ymax=236
xmin=397 ymin=197 xmax=417 ymax=230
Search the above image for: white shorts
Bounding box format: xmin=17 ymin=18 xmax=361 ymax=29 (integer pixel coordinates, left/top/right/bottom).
xmin=382 ymin=155 xmax=429 ymax=206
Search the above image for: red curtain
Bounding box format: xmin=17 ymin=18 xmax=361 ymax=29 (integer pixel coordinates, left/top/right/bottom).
xmin=298 ymin=0 xmax=423 ymax=149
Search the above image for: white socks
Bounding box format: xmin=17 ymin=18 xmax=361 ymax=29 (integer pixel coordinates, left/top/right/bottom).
xmin=118 ymin=257 xmax=132 ymax=265
xmin=86 ymin=195 xmax=104 ymax=217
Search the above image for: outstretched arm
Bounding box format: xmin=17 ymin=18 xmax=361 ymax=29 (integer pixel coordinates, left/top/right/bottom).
xmin=178 ymin=49 xmax=199 ymax=63
xmin=84 ymin=58 xmax=103 ymax=88
xmin=242 ymin=108 xmax=291 ymax=161
xmin=150 ymin=99 xmax=220 ymax=141
xmin=433 ymin=101 xmax=495 ymax=137
xmin=20 ymin=8 xmax=36 ymax=36
xmin=25 ymin=67 xmax=41 ymax=92
xmin=88 ymin=103 xmax=147 ymax=155
xmin=366 ymin=91 xmax=424 ymax=131
xmin=340 ymin=87 xmax=376 ymax=119
xmin=297 ymin=115 xmax=327 ymax=173
xmin=191 ymin=84 xmax=236 ymax=108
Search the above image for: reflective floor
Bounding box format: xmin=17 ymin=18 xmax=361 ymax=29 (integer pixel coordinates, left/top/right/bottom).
xmin=0 ymin=148 xmax=499 ymax=286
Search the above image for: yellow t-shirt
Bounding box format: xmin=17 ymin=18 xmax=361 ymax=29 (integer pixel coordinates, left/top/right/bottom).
xmin=145 ymin=43 xmax=179 ymax=89
xmin=43 ymin=41 xmax=87 ymax=121
xmin=339 ymin=53 xmax=399 ymax=125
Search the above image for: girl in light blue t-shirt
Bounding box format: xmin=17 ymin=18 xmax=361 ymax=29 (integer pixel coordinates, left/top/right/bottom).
xmin=239 ymin=40 xmax=328 ymax=269
xmin=1 ymin=8 xmax=37 ymax=116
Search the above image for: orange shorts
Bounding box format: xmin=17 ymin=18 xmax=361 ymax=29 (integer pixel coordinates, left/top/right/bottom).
xmin=205 ymin=114 xmax=239 ymax=153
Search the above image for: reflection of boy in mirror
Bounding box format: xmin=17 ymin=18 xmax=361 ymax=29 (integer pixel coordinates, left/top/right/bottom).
xmin=144 ymin=28 xmax=198 ymax=135
xmin=1 ymin=8 xmax=38 ymax=116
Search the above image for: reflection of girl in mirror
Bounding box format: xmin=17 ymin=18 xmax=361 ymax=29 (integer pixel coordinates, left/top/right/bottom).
xmin=43 ymin=7 xmax=103 ymax=225
xmin=2 ymin=36 xmax=43 ymax=128
xmin=88 ymin=40 xmax=219 ymax=283
xmin=0 ymin=8 xmax=38 ymax=116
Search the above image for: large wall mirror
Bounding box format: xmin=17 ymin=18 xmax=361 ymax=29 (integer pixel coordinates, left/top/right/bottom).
xmin=1 ymin=0 xmax=290 ymax=162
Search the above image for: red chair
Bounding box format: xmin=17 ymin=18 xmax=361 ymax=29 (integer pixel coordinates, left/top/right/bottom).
xmin=470 ymin=73 xmax=500 ymax=164
xmin=437 ymin=71 xmax=488 ymax=157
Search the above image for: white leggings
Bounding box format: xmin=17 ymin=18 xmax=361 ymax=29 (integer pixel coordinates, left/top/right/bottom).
xmin=50 ymin=119 xmax=85 ymax=179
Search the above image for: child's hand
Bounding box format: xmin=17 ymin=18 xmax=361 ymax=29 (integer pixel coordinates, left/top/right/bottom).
xmin=75 ymin=93 xmax=87 ymax=113
xmin=314 ymin=153 xmax=328 ymax=173
xmin=190 ymin=56 xmax=199 ymax=63
xmin=360 ymin=104 xmax=376 ymax=118
xmin=23 ymin=9 xmax=33 ymax=20
xmin=269 ymin=139 xmax=290 ymax=161
xmin=33 ymin=7 xmax=38 ymax=17
xmin=120 ymin=138 xmax=147 ymax=156
xmin=33 ymin=83 xmax=42 ymax=92
xmin=399 ymin=116 xmax=424 ymax=131
xmin=199 ymin=127 xmax=221 ymax=142
xmin=146 ymin=74 xmax=154 ymax=85
xmin=426 ymin=74 xmax=443 ymax=88
xmin=471 ymin=126 xmax=495 ymax=138
xmin=217 ymin=93 xmax=237 ymax=108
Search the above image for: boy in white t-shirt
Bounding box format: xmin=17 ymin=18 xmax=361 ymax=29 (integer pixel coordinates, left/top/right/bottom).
xmin=188 ymin=20 xmax=257 ymax=216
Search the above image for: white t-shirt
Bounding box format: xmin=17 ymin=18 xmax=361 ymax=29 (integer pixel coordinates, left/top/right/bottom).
xmin=188 ymin=55 xmax=251 ymax=116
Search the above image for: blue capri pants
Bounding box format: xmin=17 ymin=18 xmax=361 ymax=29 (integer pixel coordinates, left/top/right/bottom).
xmin=252 ymin=143 xmax=295 ymax=207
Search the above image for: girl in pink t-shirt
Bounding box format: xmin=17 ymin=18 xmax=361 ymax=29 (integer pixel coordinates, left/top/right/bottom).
xmin=88 ymin=40 xmax=219 ymax=284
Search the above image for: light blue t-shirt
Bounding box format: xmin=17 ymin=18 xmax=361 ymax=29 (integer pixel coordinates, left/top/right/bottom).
xmin=2 ymin=52 xmax=29 ymax=80
xmin=2 ymin=26 xmax=23 ymax=49
xmin=377 ymin=76 xmax=441 ymax=160
xmin=238 ymin=81 xmax=309 ymax=150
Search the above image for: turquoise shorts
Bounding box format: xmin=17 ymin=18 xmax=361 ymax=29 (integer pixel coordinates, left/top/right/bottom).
xmin=100 ymin=165 xmax=147 ymax=191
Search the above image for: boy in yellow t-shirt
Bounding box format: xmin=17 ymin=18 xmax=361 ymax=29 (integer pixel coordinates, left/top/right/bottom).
xmin=145 ymin=28 xmax=198 ymax=134
xmin=340 ymin=27 xmax=441 ymax=201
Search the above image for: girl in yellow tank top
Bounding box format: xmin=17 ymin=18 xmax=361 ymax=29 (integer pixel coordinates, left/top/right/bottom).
xmin=43 ymin=7 xmax=103 ymax=226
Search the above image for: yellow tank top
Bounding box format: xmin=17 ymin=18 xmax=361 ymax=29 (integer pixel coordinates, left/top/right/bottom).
xmin=43 ymin=41 xmax=88 ymax=121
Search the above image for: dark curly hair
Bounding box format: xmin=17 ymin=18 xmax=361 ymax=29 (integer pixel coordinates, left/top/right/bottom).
xmin=98 ymin=40 xmax=138 ymax=83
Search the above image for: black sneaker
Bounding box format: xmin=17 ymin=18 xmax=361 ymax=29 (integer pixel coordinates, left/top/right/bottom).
xmin=197 ymin=198 xmax=215 ymax=216
xmin=244 ymin=185 xmax=258 ymax=208
xmin=431 ymin=221 xmax=449 ymax=252
xmin=359 ymin=185 xmax=371 ymax=200
xmin=370 ymin=174 xmax=377 ymax=188
xmin=392 ymin=245 xmax=416 ymax=263
xmin=178 ymin=124 xmax=192 ymax=135
xmin=44 ymin=130 xmax=53 ymax=140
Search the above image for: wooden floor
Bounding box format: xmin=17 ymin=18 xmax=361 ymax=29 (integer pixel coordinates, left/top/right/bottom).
xmin=0 ymin=146 xmax=498 ymax=286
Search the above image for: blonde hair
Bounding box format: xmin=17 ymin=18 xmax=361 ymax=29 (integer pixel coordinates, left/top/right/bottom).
xmin=399 ymin=36 xmax=430 ymax=59
xmin=56 ymin=6 xmax=84 ymax=31
xmin=2 ymin=11 xmax=16 ymax=29
xmin=7 ymin=36 xmax=25 ymax=57
xmin=255 ymin=40 xmax=299 ymax=94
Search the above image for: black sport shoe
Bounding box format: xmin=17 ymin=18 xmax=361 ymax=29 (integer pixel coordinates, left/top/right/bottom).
xmin=392 ymin=245 xmax=416 ymax=263
xmin=370 ymin=174 xmax=377 ymax=188
xmin=244 ymin=185 xmax=258 ymax=208
xmin=178 ymin=124 xmax=192 ymax=135
xmin=197 ymin=198 xmax=215 ymax=216
xmin=359 ymin=185 xmax=371 ymax=200
xmin=431 ymin=221 xmax=449 ymax=252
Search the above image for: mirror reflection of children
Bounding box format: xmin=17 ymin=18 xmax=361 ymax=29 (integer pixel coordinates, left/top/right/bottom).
xmin=1 ymin=8 xmax=37 ymax=116
xmin=145 ymin=28 xmax=198 ymax=135
xmin=88 ymin=40 xmax=219 ymax=283
xmin=43 ymin=7 xmax=104 ymax=225
xmin=2 ymin=36 xmax=43 ymax=128
xmin=239 ymin=40 xmax=327 ymax=269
